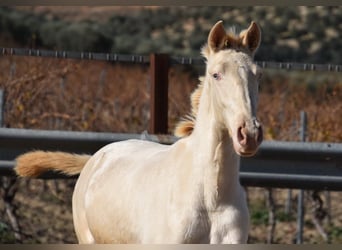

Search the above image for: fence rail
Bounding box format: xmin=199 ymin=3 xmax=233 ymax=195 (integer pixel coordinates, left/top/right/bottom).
xmin=1 ymin=47 xmax=342 ymax=72
xmin=0 ymin=127 xmax=341 ymax=191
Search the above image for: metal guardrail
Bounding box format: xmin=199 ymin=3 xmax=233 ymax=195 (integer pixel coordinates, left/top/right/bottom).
xmin=0 ymin=127 xmax=341 ymax=191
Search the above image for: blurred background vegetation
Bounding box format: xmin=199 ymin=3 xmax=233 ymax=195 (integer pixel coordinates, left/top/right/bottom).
xmin=0 ymin=6 xmax=341 ymax=64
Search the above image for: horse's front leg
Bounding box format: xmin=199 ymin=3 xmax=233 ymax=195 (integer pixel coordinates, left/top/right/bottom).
xmin=209 ymin=205 xmax=250 ymax=244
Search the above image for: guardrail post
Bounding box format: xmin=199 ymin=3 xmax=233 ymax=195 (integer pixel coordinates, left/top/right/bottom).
xmin=0 ymin=89 xmax=4 ymax=127
xmin=0 ymin=88 xmax=22 ymax=241
xmin=296 ymin=110 xmax=307 ymax=244
xmin=149 ymin=53 xmax=169 ymax=134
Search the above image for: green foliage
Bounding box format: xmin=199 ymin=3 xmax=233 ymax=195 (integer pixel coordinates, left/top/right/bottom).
xmin=39 ymin=20 xmax=66 ymax=49
xmin=251 ymin=208 xmax=269 ymax=225
xmin=0 ymin=7 xmax=43 ymax=46
xmin=249 ymin=200 xmax=269 ymax=225
xmin=0 ymin=221 xmax=16 ymax=243
xmin=276 ymin=211 xmax=296 ymax=222
xmin=55 ymin=22 xmax=112 ymax=52
xmin=0 ymin=7 xmax=341 ymax=63
xmin=329 ymin=226 xmax=342 ymax=243
xmin=250 ymin=200 xmax=297 ymax=226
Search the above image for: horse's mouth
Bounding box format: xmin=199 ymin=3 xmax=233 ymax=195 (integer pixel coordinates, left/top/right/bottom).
xmin=233 ymin=134 xmax=262 ymax=157
xmin=237 ymin=150 xmax=258 ymax=157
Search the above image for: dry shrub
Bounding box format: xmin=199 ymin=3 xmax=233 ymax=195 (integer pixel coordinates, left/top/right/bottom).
xmin=0 ymin=56 xmax=150 ymax=132
xmin=258 ymin=72 xmax=341 ymax=142
xmin=0 ymin=56 xmax=341 ymax=143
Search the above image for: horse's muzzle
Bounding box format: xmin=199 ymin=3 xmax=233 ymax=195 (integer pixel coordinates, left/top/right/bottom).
xmin=235 ymin=118 xmax=263 ymax=156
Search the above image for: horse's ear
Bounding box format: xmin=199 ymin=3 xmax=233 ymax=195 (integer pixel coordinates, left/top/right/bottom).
xmin=240 ymin=21 xmax=261 ymax=54
xmin=208 ymin=20 xmax=227 ymax=53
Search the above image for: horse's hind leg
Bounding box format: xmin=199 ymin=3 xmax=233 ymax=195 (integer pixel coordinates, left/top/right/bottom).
xmin=72 ymin=206 xmax=95 ymax=243
xmin=72 ymin=179 xmax=95 ymax=243
xmin=71 ymin=154 xmax=99 ymax=243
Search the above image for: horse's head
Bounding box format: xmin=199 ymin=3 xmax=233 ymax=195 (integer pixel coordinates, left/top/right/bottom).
xmin=204 ymin=21 xmax=263 ymax=156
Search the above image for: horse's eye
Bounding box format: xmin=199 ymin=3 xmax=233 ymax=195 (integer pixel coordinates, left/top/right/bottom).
xmin=213 ymin=73 xmax=221 ymax=80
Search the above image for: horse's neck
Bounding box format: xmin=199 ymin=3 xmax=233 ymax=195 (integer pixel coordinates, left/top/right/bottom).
xmin=189 ymin=80 xmax=240 ymax=208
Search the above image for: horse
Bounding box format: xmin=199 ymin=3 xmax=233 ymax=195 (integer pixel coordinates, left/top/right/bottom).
xmin=15 ymin=20 xmax=263 ymax=244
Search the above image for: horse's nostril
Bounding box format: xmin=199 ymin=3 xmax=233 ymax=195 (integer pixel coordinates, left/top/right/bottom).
xmin=237 ymin=120 xmax=263 ymax=149
xmin=237 ymin=126 xmax=247 ymax=146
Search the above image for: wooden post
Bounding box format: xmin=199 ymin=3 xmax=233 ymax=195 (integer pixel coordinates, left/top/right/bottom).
xmin=149 ymin=53 xmax=169 ymax=134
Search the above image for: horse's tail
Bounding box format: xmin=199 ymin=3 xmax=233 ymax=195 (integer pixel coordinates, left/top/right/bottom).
xmin=15 ymin=151 xmax=91 ymax=177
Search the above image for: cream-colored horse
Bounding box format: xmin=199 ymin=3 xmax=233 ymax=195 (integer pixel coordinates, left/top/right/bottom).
xmin=15 ymin=20 xmax=263 ymax=244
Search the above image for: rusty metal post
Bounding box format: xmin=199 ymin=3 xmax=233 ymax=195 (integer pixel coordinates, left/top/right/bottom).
xmin=296 ymin=110 xmax=307 ymax=244
xmin=149 ymin=54 xmax=169 ymax=134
